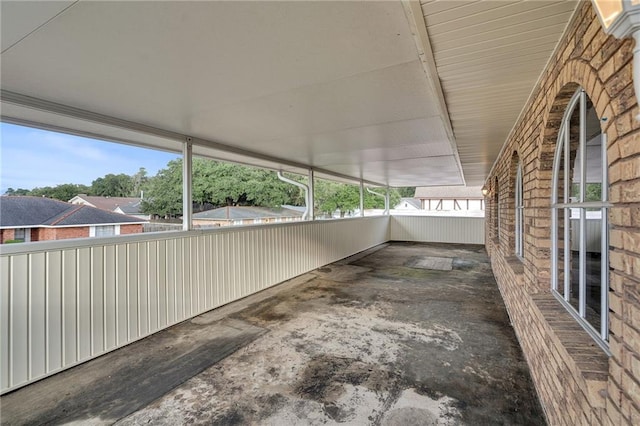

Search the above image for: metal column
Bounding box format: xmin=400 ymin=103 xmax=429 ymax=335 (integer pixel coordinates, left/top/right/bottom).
xmin=182 ymin=139 xmax=193 ymax=231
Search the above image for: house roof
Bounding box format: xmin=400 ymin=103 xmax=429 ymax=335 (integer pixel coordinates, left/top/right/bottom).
xmin=281 ymin=205 xmax=306 ymax=213
xmin=396 ymin=198 xmax=421 ymax=209
xmin=70 ymin=195 xmax=143 ymax=213
xmin=115 ymin=200 xmax=144 ymax=215
xmin=414 ymin=186 xmax=483 ymax=200
xmin=193 ymin=206 xmax=303 ymax=221
xmin=0 ymin=196 xmax=146 ymax=228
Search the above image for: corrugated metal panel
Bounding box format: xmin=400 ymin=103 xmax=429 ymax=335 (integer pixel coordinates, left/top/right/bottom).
xmin=0 ymin=216 xmax=389 ymax=394
xmin=390 ymin=215 xmax=485 ymax=245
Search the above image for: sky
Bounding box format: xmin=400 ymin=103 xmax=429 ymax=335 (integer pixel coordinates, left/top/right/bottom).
xmin=0 ymin=123 xmax=180 ymax=193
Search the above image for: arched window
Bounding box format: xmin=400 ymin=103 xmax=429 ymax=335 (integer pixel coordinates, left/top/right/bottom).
xmin=515 ymin=161 xmax=524 ymax=259
xmin=551 ymin=88 xmax=609 ymax=350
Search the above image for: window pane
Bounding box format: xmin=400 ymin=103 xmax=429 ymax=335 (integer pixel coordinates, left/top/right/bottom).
xmin=96 ymin=225 xmax=115 ymax=236
xmin=586 ymin=132 xmax=603 ymax=202
xmin=556 ymin=139 xmax=566 ymax=204
xmin=569 ymin=209 xmax=580 ymax=311
xmin=585 ymin=211 xmax=604 ymax=331
xmin=555 ymin=207 xmax=566 ymax=297
xmin=14 ymin=228 xmax=25 ymax=241
xmin=569 ymin=107 xmax=580 ymax=203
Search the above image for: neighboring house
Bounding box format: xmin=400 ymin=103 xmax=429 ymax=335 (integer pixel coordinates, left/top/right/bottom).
xmin=414 ymin=186 xmax=484 ymax=211
xmin=0 ymin=196 xmax=146 ymax=243
xmin=193 ymin=206 xmax=303 ymax=227
xmin=393 ymin=198 xmax=421 ymax=210
xmin=69 ymin=194 xmax=151 ymax=220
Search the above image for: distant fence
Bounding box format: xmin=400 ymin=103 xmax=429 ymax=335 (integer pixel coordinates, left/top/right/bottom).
xmin=143 ymin=223 xmax=183 ymax=233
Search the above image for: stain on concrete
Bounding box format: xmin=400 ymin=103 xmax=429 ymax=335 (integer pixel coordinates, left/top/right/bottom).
xmin=311 ymin=263 xmax=372 ymax=282
xmin=0 ymin=319 xmax=265 ymax=425
xmin=405 ymin=255 xmax=454 ymax=271
xmin=1 ymin=242 xmax=545 ymax=426
xmin=295 ymin=355 xmax=400 ymax=402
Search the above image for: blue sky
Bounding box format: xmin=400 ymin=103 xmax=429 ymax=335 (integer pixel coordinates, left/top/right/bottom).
xmin=0 ymin=123 xmax=179 ymax=193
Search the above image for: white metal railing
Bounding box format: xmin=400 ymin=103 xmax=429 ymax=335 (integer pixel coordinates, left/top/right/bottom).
xmin=0 ymin=214 xmax=486 ymax=394
xmin=390 ymin=215 xmax=485 ymax=244
xmin=0 ymin=216 xmax=389 ymax=394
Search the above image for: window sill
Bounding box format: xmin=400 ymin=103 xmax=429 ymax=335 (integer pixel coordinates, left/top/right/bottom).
xmin=532 ymin=293 xmax=609 ymax=408
xmin=504 ymin=256 xmax=524 ymax=275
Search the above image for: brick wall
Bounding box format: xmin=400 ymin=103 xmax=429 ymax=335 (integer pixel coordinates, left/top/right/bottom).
xmin=0 ymin=229 xmax=15 ymax=244
xmin=120 ymin=224 xmax=143 ymax=235
xmin=49 ymin=227 xmax=89 ymax=240
xmin=1 ymin=225 xmax=143 ymax=244
xmin=485 ymin=2 xmax=640 ymax=424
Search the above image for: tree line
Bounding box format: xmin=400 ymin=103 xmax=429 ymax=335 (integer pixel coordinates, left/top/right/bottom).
xmin=5 ymin=168 xmax=148 ymax=202
xmin=4 ymin=159 xmax=414 ymax=217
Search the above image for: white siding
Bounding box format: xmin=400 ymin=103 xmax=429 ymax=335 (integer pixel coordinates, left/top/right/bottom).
xmin=390 ymin=215 xmax=484 ymax=244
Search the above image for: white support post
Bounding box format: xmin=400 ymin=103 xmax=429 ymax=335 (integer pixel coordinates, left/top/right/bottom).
xmin=385 ymin=186 xmax=390 ymax=215
xmin=308 ymin=169 xmax=315 ymax=221
xmin=182 ymin=140 xmax=193 ymax=231
xmin=359 ymin=180 xmax=364 ymax=217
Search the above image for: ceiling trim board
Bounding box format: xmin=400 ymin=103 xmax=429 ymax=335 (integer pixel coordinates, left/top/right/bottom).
xmin=401 ymin=0 xmax=464 ymax=185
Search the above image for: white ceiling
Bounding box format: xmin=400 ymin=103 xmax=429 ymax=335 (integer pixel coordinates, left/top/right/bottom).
xmin=1 ymin=0 xmax=577 ymax=187
xmin=419 ymin=0 xmax=578 ymax=185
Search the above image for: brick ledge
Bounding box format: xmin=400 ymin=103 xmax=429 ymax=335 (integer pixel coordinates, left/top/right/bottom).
xmin=532 ymin=293 xmax=609 ymax=408
xmin=504 ymin=255 xmax=525 ymax=275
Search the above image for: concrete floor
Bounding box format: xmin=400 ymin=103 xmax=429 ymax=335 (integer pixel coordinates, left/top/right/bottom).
xmin=0 ymin=242 xmax=545 ymax=425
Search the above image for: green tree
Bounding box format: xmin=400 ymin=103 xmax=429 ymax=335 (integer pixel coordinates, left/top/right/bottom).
xmin=396 ymin=187 xmax=416 ymax=198
xmin=313 ymin=181 xmax=401 ymax=216
xmin=29 ymin=183 xmax=91 ymax=201
xmin=314 ymin=181 xmax=360 ymax=216
xmin=131 ymin=167 xmax=149 ymax=197
xmin=139 ymin=157 xmax=402 ymax=217
xmin=192 ymin=159 xmax=297 ymax=207
xmin=141 ymin=158 xmax=304 ymax=217
xmin=91 ymin=173 xmax=134 ymax=197
xmin=141 ymin=159 xmax=183 ymax=217
xmin=4 ymin=188 xmax=31 ymax=196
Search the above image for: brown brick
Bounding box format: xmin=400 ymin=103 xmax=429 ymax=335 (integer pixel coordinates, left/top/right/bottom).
xmin=483 ymin=2 xmax=640 ymax=424
xmin=618 ymin=133 xmax=640 ymax=157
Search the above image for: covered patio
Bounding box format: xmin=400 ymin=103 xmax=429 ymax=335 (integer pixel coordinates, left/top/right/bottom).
xmin=2 ymin=0 xmax=640 ymax=424
xmin=1 ymin=242 xmax=543 ymax=425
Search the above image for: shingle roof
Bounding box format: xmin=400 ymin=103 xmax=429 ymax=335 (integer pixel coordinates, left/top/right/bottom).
xmin=414 ymin=186 xmax=483 ymax=199
xmin=0 ymin=196 xmax=146 ymax=227
xmin=71 ymin=195 xmax=143 ymax=213
xmin=396 ymin=198 xmax=421 ymax=209
xmin=193 ymin=206 xmax=303 ymax=220
xmin=117 ymin=200 xmax=144 ymax=215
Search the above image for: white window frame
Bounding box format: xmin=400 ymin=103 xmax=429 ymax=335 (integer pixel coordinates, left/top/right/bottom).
xmin=515 ymin=162 xmax=524 ymax=259
xmin=13 ymin=228 xmax=30 ymax=242
xmin=90 ymin=224 xmax=120 ymax=237
xmin=550 ymin=88 xmax=609 ymax=352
